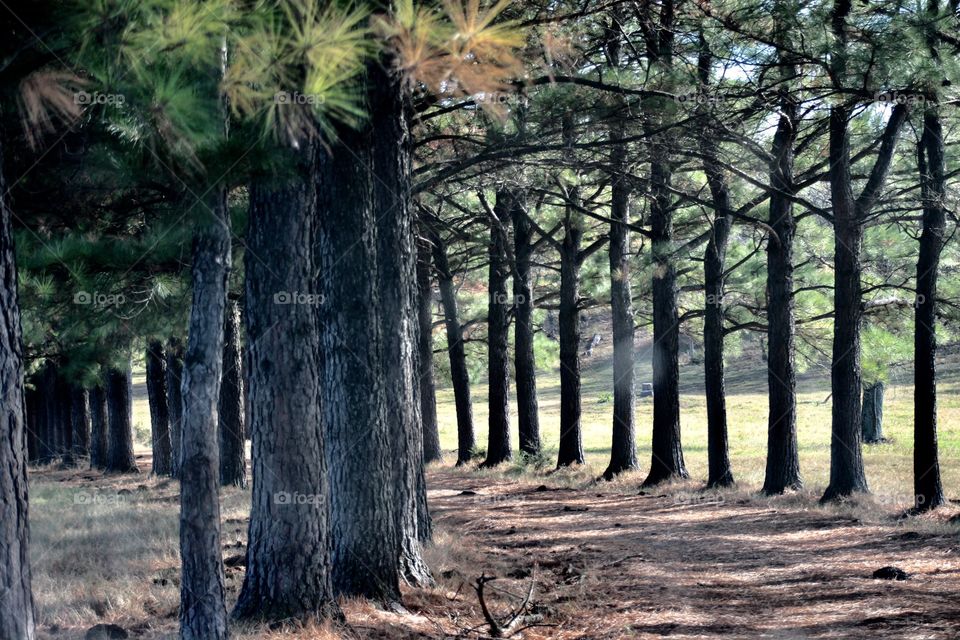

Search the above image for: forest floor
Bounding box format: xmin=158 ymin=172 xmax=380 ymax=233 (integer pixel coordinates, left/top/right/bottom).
xmin=28 ymin=459 xmax=960 ymax=640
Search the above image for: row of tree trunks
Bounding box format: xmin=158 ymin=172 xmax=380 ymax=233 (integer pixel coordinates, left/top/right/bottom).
xmin=105 ymin=367 xmax=138 ymax=473
xmin=0 ymin=134 xmax=36 ymax=640
xmin=431 ymin=228 xmax=476 ymax=464
xmin=89 ymin=385 xmax=108 ymax=469
xmin=218 ymin=299 xmax=246 ymax=488
xmin=483 ymin=190 xmax=513 ymax=468
xmin=166 ymin=338 xmax=185 ymax=478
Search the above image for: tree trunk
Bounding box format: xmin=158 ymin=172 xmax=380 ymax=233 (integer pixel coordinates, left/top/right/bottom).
xmin=178 ymin=189 xmax=230 ymax=640
xmin=218 ymin=299 xmax=246 ymax=488
xmin=431 ymin=229 xmax=475 ymax=465
xmin=0 ymin=135 xmax=36 ymax=640
xmin=317 ymin=119 xmax=401 ymax=601
xmin=55 ymin=370 xmax=73 ymax=465
xmin=762 ymin=67 xmax=802 ymax=494
xmin=417 ymin=235 xmax=443 ymax=464
xmin=105 ymin=367 xmax=138 ymax=473
xmin=371 ymin=64 xmax=432 ymax=584
xmin=823 ymin=102 xmax=869 ymax=502
xmin=482 ymin=191 xmax=513 ymax=468
xmin=698 ymin=38 xmax=735 ymax=488
xmin=914 ymin=106 xmax=946 ymax=511
xmin=234 ymin=157 xmax=341 ymax=622
xmin=89 ymin=385 xmax=108 ymax=469
xmin=643 ymin=159 xmax=687 ymax=486
xmin=166 ymin=338 xmax=184 ymax=478
xmin=37 ymin=365 xmax=56 ymax=463
xmin=70 ymin=385 xmax=90 ymax=462
xmin=603 ymin=102 xmax=637 ymax=480
xmin=511 ymin=197 xmax=541 ymax=459
xmin=861 ymin=382 xmax=884 ymax=444
xmin=146 ymin=341 xmax=172 ymax=476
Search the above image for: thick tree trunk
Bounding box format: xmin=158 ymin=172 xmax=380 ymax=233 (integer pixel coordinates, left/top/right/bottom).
xmin=643 ymin=158 xmax=687 ymax=487
xmin=178 ymin=190 xmax=230 ymax=640
xmin=823 ymin=103 xmax=869 ymax=502
xmin=861 ymin=382 xmax=884 ymax=444
xmin=371 ymin=66 xmax=432 ymax=584
xmin=914 ymin=107 xmax=946 ymax=511
xmin=762 ymin=82 xmax=802 ymax=494
xmin=0 ymin=137 xmax=36 ymax=640
xmin=417 ymin=235 xmax=443 ymax=464
xmin=105 ymin=367 xmax=138 ymax=473
xmin=511 ymin=198 xmax=541 ymax=458
xmin=234 ymin=159 xmax=341 ymax=622
xmin=146 ymin=341 xmax=172 ymax=476
xmin=432 ymin=230 xmax=475 ymax=464
xmin=166 ymin=338 xmax=184 ymax=478
xmin=603 ymin=109 xmax=637 ymax=480
xmin=89 ymin=385 xmax=108 ymax=469
xmin=69 ymin=385 xmax=90 ymax=462
xmin=218 ymin=299 xmax=246 ymax=488
xmin=482 ymin=191 xmax=513 ymax=468
xmin=317 ymin=120 xmax=401 ymax=601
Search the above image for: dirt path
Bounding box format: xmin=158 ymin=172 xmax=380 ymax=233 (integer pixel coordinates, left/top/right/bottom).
xmin=412 ymin=468 xmax=960 ymax=639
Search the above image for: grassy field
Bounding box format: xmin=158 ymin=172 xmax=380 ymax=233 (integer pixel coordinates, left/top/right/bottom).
xmin=437 ymin=338 xmax=960 ymax=504
xmin=24 ymin=339 xmax=960 ymax=638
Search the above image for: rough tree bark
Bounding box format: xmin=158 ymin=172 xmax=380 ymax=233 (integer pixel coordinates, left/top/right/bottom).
xmin=914 ymin=105 xmax=947 ymax=511
xmin=234 ymin=156 xmax=341 ymax=622
xmin=178 ymin=189 xmax=230 ymax=640
xmin=89 ymin=385 xmax=108 ymax=470
xmin=762 ymin=10 xmax=802 ymax=493
xmin=431 ymin=229 xmax=476 ymax=464
xmin=642 ymin=0 xmax=687 ymax=487
xmin=0 ymin=134 xmax=36 ymax=640
xmin=416 ymin=235 xmax=443 ymax=464
xmin=370 ymin=64 xmax=432 ymax=584
xmin=105 ymin=367 xmax=138 ymax=473
xmin=698 ymin=33 xmax=734 ymax=488
xmin=218 ymin=299 xmax=246 ymax=488
xmin=861 ymin=382 xmax=885 ymax=444
xmin=146 ymin=341 xmax=172 ymax=476
xmin=318 ymin=112 xmax=402 ymax=600
xmin=482 ymin=190 xmax=513 ymax=468
xmin=511 ymin=195 xmax=541 ymax=458
xmin=823 ymin=1 xmax=907 ymax=502
xmin=166 ymin=338 xmax=184 ymax=477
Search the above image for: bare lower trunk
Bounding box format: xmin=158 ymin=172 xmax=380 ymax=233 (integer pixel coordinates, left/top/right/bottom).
xmin=89 ymin=385 xmax=108 ymax=469
xmin=146 ymin=341 xmax=172 ymax=476
xmin=178 ymin=190 xmax=230 ymax=640
xmin=432 ymin=231 xmax=475 ymax=464
xmin=512 ymin=198 xmax=541 ymax=458
xmin=914 ymin=107 xmax=946 ymax=512
xmin=0 ymin=136 xmax=36 ymax=640
xmin=218 ymin=300 xmax=246 ymax=488
xmin=416 ymin=235 xmax=442 ymax=464
xmin=234 ymin=158 xmax=341 ymax=622
xmin=166 ymin=339 xmax=184 ymax=478
xmin=70 ymin=385 xmax=90 ymax=463
xmin=482 ymin=191 xmax=512 ymax=468
xmin=105 ymin=367 xmax=138 ymax=473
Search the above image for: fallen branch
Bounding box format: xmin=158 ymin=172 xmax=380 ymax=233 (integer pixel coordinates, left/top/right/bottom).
xmin=473 ymin=572 xmax=544 ymax=638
